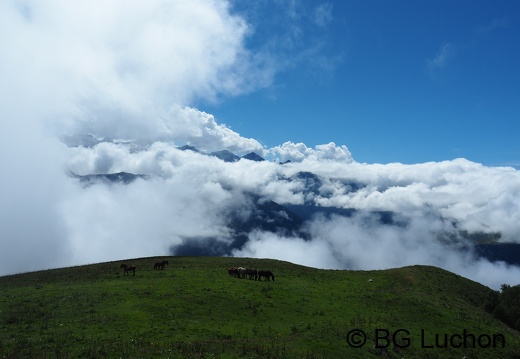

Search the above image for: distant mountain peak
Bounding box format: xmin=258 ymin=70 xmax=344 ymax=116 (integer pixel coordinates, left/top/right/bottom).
xmin=210 ymin=150 xmax=240 ymax=162
xmin=241 ymin=152 xmax=265 ymax=162
xmin=178 ymin=145 xmax=200 ymax=153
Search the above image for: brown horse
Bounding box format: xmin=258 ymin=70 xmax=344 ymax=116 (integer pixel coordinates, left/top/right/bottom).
xmin=154 ymin=260 xmax=169 ymax=270
xmin=120 ymin=264 xmax=136 ymax=276
xmin=257 ymin=270 xmax=274 ymax=281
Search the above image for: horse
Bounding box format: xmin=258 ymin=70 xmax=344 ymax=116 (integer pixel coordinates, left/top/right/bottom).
xmin=154 ymin=260 xmax=169 ymax=270
xmin=246 ymin=268 xmax=258 ymax=280
xmin=228 ymin=267 xmax=239 ymax=277
xmin=236 ymin=267 xmax=258 ymax=280
xmin=237 ymin=267 xmax=249 ymax=279
xmin=257 ymin=270 xmax=275 ymax=281
xmin=120 ymin=264 xmax=136 ymax=276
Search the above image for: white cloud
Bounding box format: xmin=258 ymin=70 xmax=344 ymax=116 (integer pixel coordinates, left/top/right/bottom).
xmin=0 ymin=0 xmax=273 ymax=140
xmin=62 ymin=174 xmax=234 ymax=265
xmin=159 ymin=105 xmax=264 ymax=154
xmin=268 ymin=141 xmax=353 ymax=163
xmin=234 ymin=210 xmax=520 ymax=290
xmin=234 ymin=230 xmax=342 ymax=269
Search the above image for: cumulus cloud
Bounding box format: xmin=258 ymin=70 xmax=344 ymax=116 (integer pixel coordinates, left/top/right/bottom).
xmin=159 ymin=105 xmax=264 ymax=154
xmin=0 ymin=0 xmax=273 ymax=140
xmin=268 ymin=141 xmax=353 ymax=163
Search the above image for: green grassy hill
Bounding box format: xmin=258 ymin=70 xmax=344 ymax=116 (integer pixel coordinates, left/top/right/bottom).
xmin=1 ymin=256 xmax=519 ymax=358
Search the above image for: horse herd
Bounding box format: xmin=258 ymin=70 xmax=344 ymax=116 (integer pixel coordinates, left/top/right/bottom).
xmin=227 ymin=267 xmax=275 ymax=281
xmin=120 ymin=262 xmax=275 ymax=282
xmin=120 ymin=260 xmax=169 ymax=276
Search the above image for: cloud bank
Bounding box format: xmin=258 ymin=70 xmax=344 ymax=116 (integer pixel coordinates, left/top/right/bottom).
xmin=62 ymin=140 xmax=520 ymax=289
xmin=1 ymin=1 xmax=520 ymax=290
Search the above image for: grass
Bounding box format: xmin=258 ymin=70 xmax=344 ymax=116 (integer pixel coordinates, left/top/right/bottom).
xmin=1 ymin=256 xmax=520 ymax=358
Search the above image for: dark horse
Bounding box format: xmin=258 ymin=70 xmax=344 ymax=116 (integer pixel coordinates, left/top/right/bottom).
xmin=228 ymin=267 xmax=239 ymax=277
xmin=120 ymin=264 xmax=136 ymax=276
xmin=228 ymin=267 xmax=258 ymax=280
xmin=154 ymin=260 xmax=169 ymax=270
xmin=244 ymin=268 xmax=257 ymax=280
xmin=235 ymin=267 xmax=258 ymax=280
xmin=257 ymin=270 xmax=275 ymax=281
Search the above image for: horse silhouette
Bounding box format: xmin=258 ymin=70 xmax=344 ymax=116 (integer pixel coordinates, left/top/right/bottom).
xmin=257 ymin=270 xmax=275 ymax=281
xmin=244 ymin=268 xmax=257 ymax=280
xmin=120 ymin=264 xmax=136 ymax=276
xmin=229 ymin=267 xmax=260 ymax=280
xmin=154 ymin=260 xmax=169 ymax=270
xmin=228 ymin=267 xmax=239 ymax=277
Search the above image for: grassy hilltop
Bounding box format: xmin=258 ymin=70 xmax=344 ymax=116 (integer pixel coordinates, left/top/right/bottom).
xmin=1 ymin=256 xmax=519 ymax=358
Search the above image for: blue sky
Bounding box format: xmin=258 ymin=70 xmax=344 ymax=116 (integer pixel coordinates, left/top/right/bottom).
xmin=200 ymin=1 xmax=520 ymax=166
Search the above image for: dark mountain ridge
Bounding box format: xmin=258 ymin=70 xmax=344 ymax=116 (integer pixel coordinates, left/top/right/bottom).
xmin=70 ymin=171 xmax=148 ymax=185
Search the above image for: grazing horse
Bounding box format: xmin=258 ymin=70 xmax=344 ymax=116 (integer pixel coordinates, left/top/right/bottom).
xmin=237 ymin=267 xmax=248 ymax=279
xmin=154 ymin=260 xmax=169 ymax=270
xmin=246 ymin=268 xmax=258 ymax=280
xmin=257 ymin=270 xmax=275 ymax=281
xmin=120 ymin=264 xmax=136 ymax=276
xmin=235 ymin=267 xmax=258 ymax=280
xmin=228 ymin=267 xmax=239 ymax=277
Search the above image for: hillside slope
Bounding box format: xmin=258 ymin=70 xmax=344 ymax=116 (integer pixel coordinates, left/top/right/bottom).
xmin=1 ymin=257 xmax=519 ymax=358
